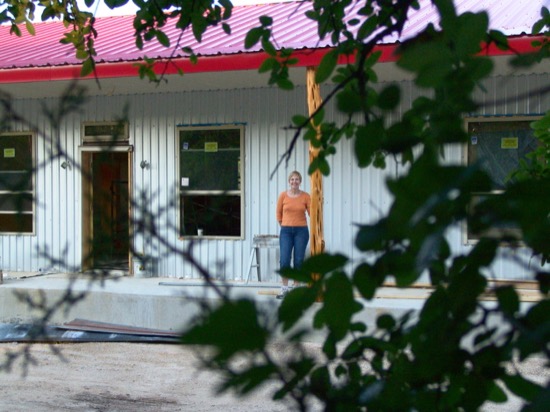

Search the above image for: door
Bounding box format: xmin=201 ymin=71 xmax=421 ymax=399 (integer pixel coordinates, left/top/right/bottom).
xmin=82 ymin=149 xmax=132 ymax=272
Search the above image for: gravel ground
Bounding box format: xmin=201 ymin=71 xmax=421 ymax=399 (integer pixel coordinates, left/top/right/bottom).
xmin=0 ymin=342 xmax=295 ymax=412
xmin=0 ymin=342 xmax=547 ymax=411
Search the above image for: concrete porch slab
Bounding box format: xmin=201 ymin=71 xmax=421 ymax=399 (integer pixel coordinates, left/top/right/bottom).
xmin=0 ymin=271 xmax=542 ymax=343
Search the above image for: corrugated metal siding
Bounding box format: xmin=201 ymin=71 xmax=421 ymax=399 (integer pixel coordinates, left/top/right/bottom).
xmin=1 ymin=72 xmax=548 ymax=281
xmin=118 ymin=85 xmax=312 ymax=281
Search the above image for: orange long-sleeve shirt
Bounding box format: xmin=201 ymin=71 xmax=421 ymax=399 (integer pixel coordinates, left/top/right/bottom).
xmin=276 ymin=191 xmax=311 ymax=227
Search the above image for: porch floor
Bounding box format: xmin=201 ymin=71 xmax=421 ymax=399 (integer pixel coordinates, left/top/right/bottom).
xmin=0 ymin=271 xmax=542 ymax=343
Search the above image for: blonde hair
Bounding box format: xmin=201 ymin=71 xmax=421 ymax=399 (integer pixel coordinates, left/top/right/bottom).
xmin=288 ymin=170 xmax=302 ymax=182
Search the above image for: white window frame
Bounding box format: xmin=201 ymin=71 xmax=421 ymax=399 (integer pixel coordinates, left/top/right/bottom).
xmin=177 ymin=124 xmax=244 ymax=239
xmin=0 ymin=132 xmax=36 ymax=235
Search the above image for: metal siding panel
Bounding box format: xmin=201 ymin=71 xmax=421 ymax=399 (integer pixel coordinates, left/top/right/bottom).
xmin=1 ymin=73 xmax=548 ymax=282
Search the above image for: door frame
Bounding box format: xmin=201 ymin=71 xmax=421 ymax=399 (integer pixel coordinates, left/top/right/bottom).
xmin=80 ymin=146 xmax=133 ymax=273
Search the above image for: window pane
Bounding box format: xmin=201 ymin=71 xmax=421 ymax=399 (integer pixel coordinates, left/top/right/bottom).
xmin=465 ymin=118 xmax=539 ymax=243
xmin=0 ymin=134 xmax=32 ymax=172
xmin=468 ymin=121 xmax=538 ymax=189
xmin=0 ymin=193 xmax=33 ymax=212
xmin=178 ymin=126 xmax=243 ymax=238
xmin=0 ymin=133 xmax=34 ymax=234
xmin=0 ymin=171 xmax=33 ymax=191
xmin=0 ymin=213 xmax=33 ymax=233
xmin=179 ymin=129 xmax=241 ymax=191
xmin=180 ymin=195 xmax=241 ymax=237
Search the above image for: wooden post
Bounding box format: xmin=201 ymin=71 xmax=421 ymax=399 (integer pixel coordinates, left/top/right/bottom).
xmin=307 ymin=66 xmax=325 ymax=294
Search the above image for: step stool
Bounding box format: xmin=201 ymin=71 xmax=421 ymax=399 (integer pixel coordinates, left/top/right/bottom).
xmin=245 ymin=235 xmax=279 ymax=284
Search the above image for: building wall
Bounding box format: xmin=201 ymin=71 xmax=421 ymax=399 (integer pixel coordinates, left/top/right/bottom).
xmin=1 ymin=72 xmax=548 ymax=281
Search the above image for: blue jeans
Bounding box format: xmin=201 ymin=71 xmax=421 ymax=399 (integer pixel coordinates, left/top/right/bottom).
xmin=279 ymin=226 xmax=309 ymax=270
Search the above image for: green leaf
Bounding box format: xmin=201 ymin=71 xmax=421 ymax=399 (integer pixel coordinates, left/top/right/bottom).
xmin=525 ymin=386 xmax=550 ymax=412
xmin=155 ymin=30 xmax=170 ymax=47
xmin=135 ymin=35 xmax=143 ymax=50
xmin=312 ymin=108 xmax=325 ymax=126
xmin=453 ymin=12 xmax=488 ymax=57
xmin=336 ymin=89 xmax=362 ymax=114
xmin=181 ymin=299 xmax=268 ymax=361
xmin=191 ymin=15 xmax=207 ymax=42
xmin=464 ymin=57 xmax=493 ymax=81
xmin=524 ymin=299 xmax=550 ymax=328
xmin=278 ymin=266 xmax=313 ymax=284
xmin=489 ymin=30 xmax=508 ymax=50
xmin=501 ymin=374 xmax=544 ymax=402
xmin=286 ymin=57 xmax=299 ymax=66
xmin=321 ymin=333 xmax=338 ymax=359
xmin=308 ymin=155 xmax=331 ymax=176
xmin=382 ymin=121 xmax=420 ymax=154
xmin=377 ymin=84 xmax=401 ymax=110
xmin=80 ymin=58 xmax=95 ymax=77
xmin=355 ymin=220 xmax=387 ymax=252
xmin=292 ymin=114 xmax=309 ymax=127
xmin=245 ymin=27 xmax=264 ymax=49
xmin=398 ymin=41 xmax=453 ymax=87
xmin=354 ymin=121 xmax=384 ymax=167
xmin=341 ymin=338 xmax=364 ymax=359
xmin=350 ymin=321 xmax=367 ymax=333
xmin=487 ymin=381 xmax=508 ymax=403
xmin=535 ymin=272 xmax=550 ymax=294
xmin=25 ymin=20 xmax=35 ymax=36
xmin=357 ymin=16 xmax=378 ymax=41
xmin=353 ymin=262 xmax=382 ymax=300
xmin=376 ymin=314 xmax=396 ymax=330
xmin=495 ymin=286 xmax=520 ymax=315
xmin=105 ymin=0 xmax=129 ymax=8
xmin=259 ymin=15 xmax=273 ymax=26
xmin=262 ymin=38 xmax=277 ymax=56
xmin=315 ymin=49 xmax=339 ymax=83
xmin=258 ymin=57 xmax=278 ymax=73
xmin=278 ymin=286 xmax=318 ymax=332
xmin=318 ymin=272 xmax=358 ymax=340
xmin=469 ymin=238 xmax=499 ymax=267
xmin=300 ymin=252 xmax=348 ymax=275
xmin=532 ymin=19 xmax=545 ymax=35
xmin=218 ymin=363 xmax=277 ymax=395
xmin=365 ymin=50 xmax=382 ymax=68
xmin=76 ymin=48 xmax=89 ymax=60
xmin=310 ymin=366 xmax=332 ymax=396
xmin=276 ymin=77 xmax=294 ymax=90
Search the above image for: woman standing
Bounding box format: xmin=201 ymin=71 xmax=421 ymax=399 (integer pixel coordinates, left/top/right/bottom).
xmin=275 ymin=170 xmax=311 ymax=299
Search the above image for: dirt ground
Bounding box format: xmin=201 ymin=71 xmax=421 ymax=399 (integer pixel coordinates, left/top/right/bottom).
xmin=0 ymin=342 xmax=548 ymax=411
xmin=0 ymin=342 xmax=297 ymax=412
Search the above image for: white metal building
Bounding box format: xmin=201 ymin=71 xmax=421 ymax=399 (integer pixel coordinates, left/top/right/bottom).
xmin=0 ymin=1 xmax=548 ymax=282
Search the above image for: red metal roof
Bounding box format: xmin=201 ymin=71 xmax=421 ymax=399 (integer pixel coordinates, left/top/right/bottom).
xmin=0 ymin=0 xmax=544 ymax=71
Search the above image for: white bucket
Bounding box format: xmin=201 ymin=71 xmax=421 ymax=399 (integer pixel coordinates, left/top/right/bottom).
xmin=132 ymin=257 xmax=158 ymax=278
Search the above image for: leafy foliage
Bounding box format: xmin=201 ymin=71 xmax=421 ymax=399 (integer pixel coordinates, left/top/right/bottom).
xmin=2 ymin=1 xmax=549 ymax=411
xmin=177 ymin=2 xmax=550 ymax=411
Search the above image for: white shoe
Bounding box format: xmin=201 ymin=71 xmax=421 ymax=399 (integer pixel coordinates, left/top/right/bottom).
xmin=276 ymin=286 xmax=291 ymax=299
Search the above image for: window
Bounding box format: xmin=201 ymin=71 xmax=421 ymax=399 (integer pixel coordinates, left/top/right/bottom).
xmin=465 ymin=116 xmax=540 ymax=242
xmin=178 ymin=125 xmax=244 ymax=238
xmin=82 ymin=121 xmax=129 ymax=146
xmin=0 ymin=132 xmax=35 ymax=234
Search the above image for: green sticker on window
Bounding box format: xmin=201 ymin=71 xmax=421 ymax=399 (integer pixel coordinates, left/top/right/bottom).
xmin=501 ymin=137 xmax=518 ymax=149
xmin=3 ymin=148 xmax=15 ymax=158
xmin=204 ymin=142 xmax=218 ymax=152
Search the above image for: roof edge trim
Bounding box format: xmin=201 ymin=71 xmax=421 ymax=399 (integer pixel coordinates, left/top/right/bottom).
xmin=0 ymin=36 xmax=541 ymax=85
